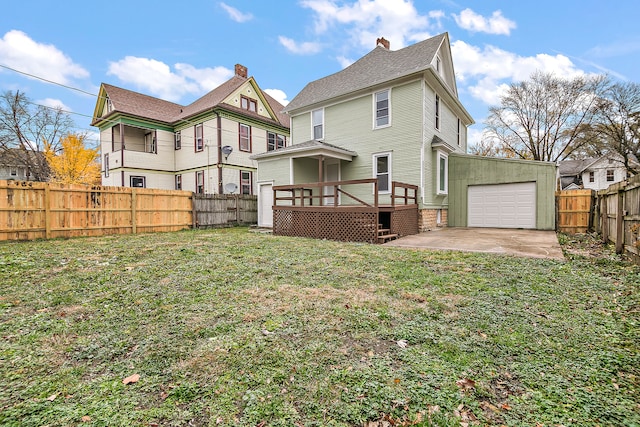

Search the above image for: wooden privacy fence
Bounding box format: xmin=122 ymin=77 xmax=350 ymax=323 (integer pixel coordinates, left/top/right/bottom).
xmin=556 ymin=189 xmax=594 ymax=233
xmin=594 ymin=174 xmax=640 ymax=261
xmin=0 ymin=180 xmax=258 ymax=241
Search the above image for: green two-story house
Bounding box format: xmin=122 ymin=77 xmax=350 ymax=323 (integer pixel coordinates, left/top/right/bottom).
xmin=251 ymin=33 xmax=474 ymax=239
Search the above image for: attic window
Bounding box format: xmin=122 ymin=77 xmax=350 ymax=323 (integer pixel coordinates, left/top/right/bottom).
xmin=241 ymin=95 xmax=257 ymax=112
xmin=106 ymin=97 xmax=113 ymax=114
xmin=436 ymin=56 xmax=442 ymax=75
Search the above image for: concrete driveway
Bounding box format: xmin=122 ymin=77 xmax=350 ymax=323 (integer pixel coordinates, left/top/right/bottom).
xmin=384 ymin=228 xmax=565 ymax=260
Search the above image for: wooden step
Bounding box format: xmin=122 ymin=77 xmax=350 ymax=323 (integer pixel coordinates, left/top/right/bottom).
xmin=378 ymin=233 xmax=398 ymax=243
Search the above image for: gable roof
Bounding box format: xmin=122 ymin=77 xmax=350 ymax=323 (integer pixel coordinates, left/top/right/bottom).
xmin=284 ymin=33 xmax=448 ymax=113
xmin=91 ymin=74 xmax=289 ymax=129
xmin=250 ymin=139 xmax=357 ymax=161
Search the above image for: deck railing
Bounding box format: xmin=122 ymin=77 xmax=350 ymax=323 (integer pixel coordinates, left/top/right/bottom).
xmin=271 ymin=179 xmax=419 ymax=243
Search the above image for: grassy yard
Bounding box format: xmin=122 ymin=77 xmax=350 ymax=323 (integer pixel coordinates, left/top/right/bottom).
xmin=0 ymin=228 xmax=638 ymax=427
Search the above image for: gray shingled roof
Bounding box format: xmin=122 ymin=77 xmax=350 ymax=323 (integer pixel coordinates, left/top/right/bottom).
xmin=250 ymin=139 xmax=357 ymax=160
xmin=284 ymin=33 xmax=446 ymax=113
xmin=558 ymin=158 xmax=598 ymax=176
xmin=95 ymin=76 xmax=289 ymax=128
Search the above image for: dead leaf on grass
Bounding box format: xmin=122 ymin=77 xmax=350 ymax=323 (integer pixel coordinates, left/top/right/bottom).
xmin=396 ymin=339 xmax=408 ymax=348
xmin=81 ymin=415 xmax=91 ymax=422
xmin=122 ymin=373 xmax=140 ymax=385
xmin=456 ymin=378 xmax=476 ymax=390
xmin=47 ymin=393 xmax=57 ymax=401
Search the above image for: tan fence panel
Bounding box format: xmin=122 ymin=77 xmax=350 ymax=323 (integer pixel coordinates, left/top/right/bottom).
xmin=556 ymin=189 xmax=593 ymax=233
xmin=0 ymin=180 xmax=193 ymax=241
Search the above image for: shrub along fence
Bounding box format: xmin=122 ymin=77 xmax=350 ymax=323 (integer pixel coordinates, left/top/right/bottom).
xmin=0 ymin=180 xmax=257 ymax=241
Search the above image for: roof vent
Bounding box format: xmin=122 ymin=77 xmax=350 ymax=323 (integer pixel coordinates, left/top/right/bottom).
xmin=376 ymin=37 xmax=390 ymax=49
xmin=235 ymin=64 xmax=248 ymax=78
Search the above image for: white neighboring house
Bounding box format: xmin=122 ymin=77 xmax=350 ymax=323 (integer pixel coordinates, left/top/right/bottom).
xmin=559 ymin=154 xmax=633 ymax=191
xmin=91 ymin=64 xmax=289 ymax=195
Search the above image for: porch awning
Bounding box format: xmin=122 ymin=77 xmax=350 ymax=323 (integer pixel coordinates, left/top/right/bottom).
xmin=250 ymin=140 xmax=357 ymax=161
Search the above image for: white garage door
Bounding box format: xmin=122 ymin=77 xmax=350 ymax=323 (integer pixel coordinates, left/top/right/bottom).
xmin=468 ymin=182 xmax=536 ymax=229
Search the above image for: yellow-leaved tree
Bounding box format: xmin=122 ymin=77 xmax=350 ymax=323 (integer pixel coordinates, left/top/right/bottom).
xmin=44 ymin=134 xmax=101 ymax=185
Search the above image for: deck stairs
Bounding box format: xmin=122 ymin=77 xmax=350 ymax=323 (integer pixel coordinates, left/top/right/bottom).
xmin=377 ymin=224 xmax=398 ymax=243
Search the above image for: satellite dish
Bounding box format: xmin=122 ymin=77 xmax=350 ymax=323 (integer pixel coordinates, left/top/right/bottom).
xmin=224 ymin=182 xmax=238 ymax=194
xmin=221 ymin=145 xmax=233 ymax=158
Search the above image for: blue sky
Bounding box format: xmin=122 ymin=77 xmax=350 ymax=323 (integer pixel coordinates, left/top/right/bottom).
xmin=1 ymin=0 xmax=639 ymax=148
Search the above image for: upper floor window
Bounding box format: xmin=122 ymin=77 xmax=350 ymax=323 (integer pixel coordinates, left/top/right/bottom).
xmin=606 ymin=169 xmax=615 ymax=182
xmin=10 ymin=168 xmax=17 ymax=177
xmin=267 ymin=132 xmax=286 ymax=151
xmin=239 ymin=124 xmax=251 ymax=152
xmin=589 ymin=171 xmax=595 ymax=183
xmin=435 ymin=95 xmax=441 ymax=130
xmin=195 ymin=124 xmax=204 ymax=152
xmin=174 ymin=131 xmax=181 ymax=150
xmin=373 ymin=152 xmax=391 ymax=193
xmin=241 ymin=170 xmax=253 ymax=195
xmin=374 ymin=90 xmax=390 ymax=128
xmin=241 ymin=95 xmax=257 ymax=112
xmin=456 ymin=119 xmax=461 ymax=146
xmin=312 ymin=109 xmax=324 ymax=140
xmin=175 ymin=174 xmax=182 ymax=190
xmin=436 ymin=56 xmax=442 ymax=75
xmin=144 ymin=131 xmax=157 ymax=154
xmin=106 ymin=96 xmax=113 ymax=114
xmin=104 ymin=154 xmax=109 ymax=178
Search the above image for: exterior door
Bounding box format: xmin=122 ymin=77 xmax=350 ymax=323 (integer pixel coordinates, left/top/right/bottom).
xmin=323 ymin=161 xmax=340 ymax=206
xmin=258 ymin=183 xmax=273 ymax=227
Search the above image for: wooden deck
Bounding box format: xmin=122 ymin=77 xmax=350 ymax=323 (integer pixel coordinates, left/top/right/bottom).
xmin=272 ymin=179 xmax=419 ymax=244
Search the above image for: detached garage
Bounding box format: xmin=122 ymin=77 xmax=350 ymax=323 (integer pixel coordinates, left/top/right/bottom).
xmin=448 ymin=155 xmax=556 ymax=230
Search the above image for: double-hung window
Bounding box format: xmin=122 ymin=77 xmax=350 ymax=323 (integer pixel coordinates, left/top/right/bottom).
xmin=606 ymin=169 xmax=615 ymax=182
xmin=104 ymin=154 xmax=109 ymax=178
xmin=374 ymin=89 xmax=390 ymax=128
xmin=175 ymin=174 xmax=182 ymax=190
xmin=437 ymin=152 xmax=448 ymax=195
xmin=195 ymin=124 xmax=204 ymax=152
xmin=267 ymin=132 xmax=286 ymax=151
xmin=435 ymin=95 xmax=441 ymax=130
xmin=175 ymin=131 xmax=181 ymax=150
xmin=241 ymin=95 xmax=257 ymax=112
xmin=312 ymin=109 xmax=324 ymax=140
xmin=239 ymin=124 xmax=251 ymax=152
xmin=241 ymin=171 xmax=252 ymax=195
xmin=373 ymin=153 xmax=391 ymax=193
xmin=196 ymin=171 xmax=204 ymax=194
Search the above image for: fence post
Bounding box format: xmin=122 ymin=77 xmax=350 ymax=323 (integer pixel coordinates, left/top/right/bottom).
xmin=131 ymin=189 xmax=137 ymax=234
xmin=616 ymin=189 xmax=624 ymax=254
xmin=601 ymin=192 xmax=608 ymax=243
xmin=44 ymin=184 xmax=51 ymax=239
xmin=191 ymin=193 xmax=197 ymax=229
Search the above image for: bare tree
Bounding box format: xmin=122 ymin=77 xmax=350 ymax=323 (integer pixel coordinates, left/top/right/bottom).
xmin=483 ymin=71 xmax=607 ymax=162
xmin=591 ymin=81 xmax=640 ymax=176
xmin=0 ymin=90 xmax=74 ymax=181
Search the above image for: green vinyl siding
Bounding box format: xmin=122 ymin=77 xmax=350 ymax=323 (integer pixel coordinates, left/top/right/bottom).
xmin=291 ymin=112 xmax=311 ymax=143
xmin=448 ymin=154 xmax=556 ymax=230
xmin=256 ymin=158 xmax=290 ymax=185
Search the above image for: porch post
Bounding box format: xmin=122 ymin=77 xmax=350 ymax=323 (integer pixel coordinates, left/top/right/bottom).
xmin=318 ymin=155 xmax=324 ymax=206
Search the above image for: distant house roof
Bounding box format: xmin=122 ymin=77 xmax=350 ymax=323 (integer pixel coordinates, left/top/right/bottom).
xmin=92 ymin=68 xmax=289 ymax=129
xmin=558 ymin=158 xmax=598 ymax=176
xmin=284 ymin=33 xmax=448 ymax=113
xmin=0 ymin=148 xmax=45 ymax=165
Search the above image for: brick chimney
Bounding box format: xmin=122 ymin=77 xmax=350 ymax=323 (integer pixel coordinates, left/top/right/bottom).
xmin=235 ymin=64 xmax=248 ymax=78
xmin=376 ymin=37 xmax=390 ymax=49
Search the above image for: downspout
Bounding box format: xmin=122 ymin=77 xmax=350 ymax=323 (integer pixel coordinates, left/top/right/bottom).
xmin=217 ymin=112 xmax=223 ymax=194
xmin=120 ymin=122 xmax=125 ymax=187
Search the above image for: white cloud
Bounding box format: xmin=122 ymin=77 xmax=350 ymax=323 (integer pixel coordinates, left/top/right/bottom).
xmin=337 ymin=56 xmax=354 ymax=68
xmin=300 ymin=0 xmax=432 ymax=50
xmin=219 ymin=2 xmax=253 ymax=23
xmin=107 ymin=57 xmax=233 ymax=102
xmin=278 ymin=36 xmax=322 ymax=55
xmin=264 ymin=89 xmax=289 ymax=106
xmin=453 ymin=8 xmax=516 ymax=35
xmin=452 ymin=40 xmax=585 ymax=105
xmin=0 ymin=30 xmax=89 ymax=85
xmin=38 ymin=98 xmax=71 ymax=111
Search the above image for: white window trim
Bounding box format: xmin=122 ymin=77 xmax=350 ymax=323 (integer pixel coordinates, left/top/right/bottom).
xmin=435 ymin=94 xmax=441 ymax=131
xmin=311 ymin=108 xmax=324 ymax=140
xmin=373 ymin=151 xmax=392 ymax=194
xmin=436 ymin=151 xmax=448 ymax=195
xmin=373 ymin=88 xmax=391 ymax=129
